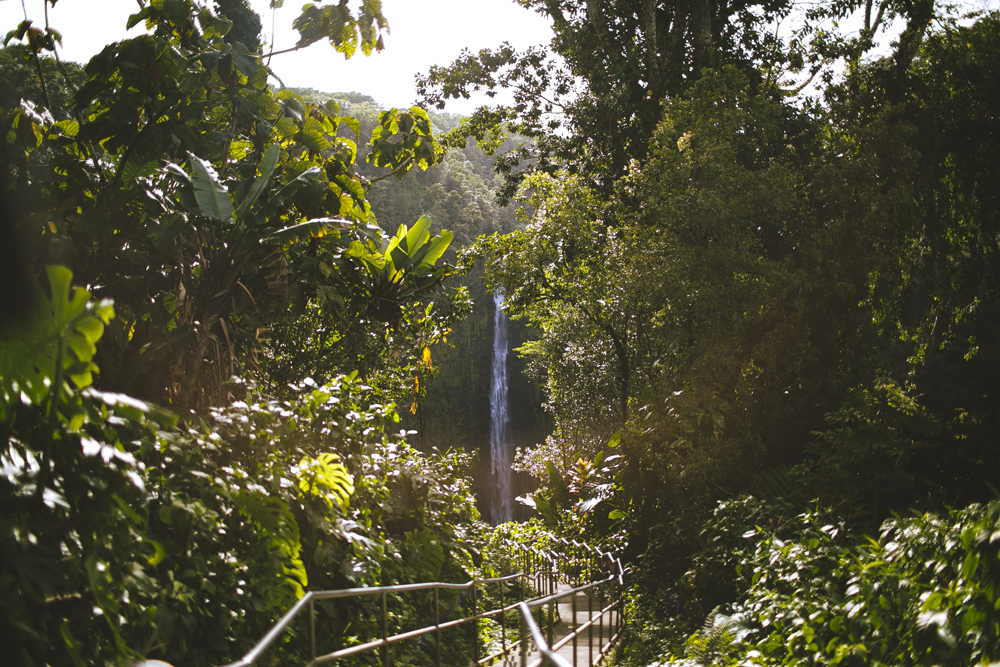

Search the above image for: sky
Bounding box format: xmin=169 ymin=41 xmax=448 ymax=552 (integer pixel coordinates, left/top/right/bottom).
xmin=3 ymin=0 xmax=997 ymax=113
xmin=0 ymin=0 xmax=556 ymax=113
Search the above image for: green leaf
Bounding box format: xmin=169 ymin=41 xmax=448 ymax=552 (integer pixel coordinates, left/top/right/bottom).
xmin=264 ymin=217 xmax=350 ymax=244
xmin=187 ymin=154 xmax=234 ymax=221
xmin=961 ymin=551 xmax=979 ymax=580
xmin=402 ymin=215 xmax=432 ymax=253
xmin=46 ymin=265 xmax=74 ymax=323
xmin=295 ymin=126 xmax=330 ymax=154
xmin=59 ymin=622 xmax=85 ymax=667
xmin=147 ymin=539 xmax=167 ymax=566
xmin=234 ymin=143 xmax=280 ymax=225
xmin=415 ymin=230 xmax=452 ymax=270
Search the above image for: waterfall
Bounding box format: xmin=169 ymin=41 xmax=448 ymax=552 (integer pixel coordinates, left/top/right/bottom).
xmin=489 ymin=292 xmax=513 ymax=524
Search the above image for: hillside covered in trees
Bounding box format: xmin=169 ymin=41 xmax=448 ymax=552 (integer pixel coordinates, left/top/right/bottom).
xmin=3 ymin=0 xmax=1000 ymax=665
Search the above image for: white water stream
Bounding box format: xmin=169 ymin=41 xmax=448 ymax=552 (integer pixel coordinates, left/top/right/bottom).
xmin=489 ymin=292 xmax=512 ymax=524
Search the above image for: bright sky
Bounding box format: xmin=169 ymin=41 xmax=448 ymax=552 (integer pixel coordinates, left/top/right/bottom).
xmin=0 ymin=0 xmax=556 ymax=113
xmin=4 ymin=0 xmax=997 ymax=114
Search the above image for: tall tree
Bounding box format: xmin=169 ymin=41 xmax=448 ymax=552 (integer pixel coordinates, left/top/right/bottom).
xmin=418 ymin=0 xmax=947 ymax=204
xmin=417 ymin=0 xmax=792 ymax=201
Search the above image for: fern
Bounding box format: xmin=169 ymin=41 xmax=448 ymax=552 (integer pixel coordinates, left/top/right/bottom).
xmin=683 ymin=607 xmax=747 ymax=666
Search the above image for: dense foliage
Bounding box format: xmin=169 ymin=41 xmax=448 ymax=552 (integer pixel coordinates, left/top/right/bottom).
xmin=0 ymin=1 xmax=496 ymax=665
xmin=626 ymin=497 xmax=1000 ymax=667
xmin=416 ymin=0 xmax=1000 ymax=664
xmin=0 ymin=264 xmax=480 ymax=667
xmin=465 ymin=0 xmax=1000 ymax=537
xmin=6 ymin=0 xmax=1000 ymax=664
xmin=1 ymin=0 xmax=461 ymax=413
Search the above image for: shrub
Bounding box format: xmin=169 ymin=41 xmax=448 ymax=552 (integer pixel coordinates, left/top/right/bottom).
xmin=641 ymin=500 xmax=1000 ymax=666
xmin=0 ymin=267 xmax=481 ymax=666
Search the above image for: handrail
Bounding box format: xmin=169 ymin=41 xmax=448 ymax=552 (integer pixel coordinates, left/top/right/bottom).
xmin=515 ymin=564 xmax=630 ymax=667
xmin=221 ymin=571 xmax=538 ymax=667
xmin=217 ymin=532 xmax=627 ymax=667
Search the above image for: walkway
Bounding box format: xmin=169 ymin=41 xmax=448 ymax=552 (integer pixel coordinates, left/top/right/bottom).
xmin=498 ymin=583 xmax=622 ymax=667
xmin=208 ymin=532 xmax=627 ymax=667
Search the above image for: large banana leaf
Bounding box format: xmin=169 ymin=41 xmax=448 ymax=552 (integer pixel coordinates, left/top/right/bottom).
xmin=401 ymin=215 xmax=432 ymax=254
xmin=188 ymin=155 xmax=234 ymax=222
xmin=233 ymin=143 xmax=281 ymax=225
xmin=264 ymin=217 xmax=351 ymax=245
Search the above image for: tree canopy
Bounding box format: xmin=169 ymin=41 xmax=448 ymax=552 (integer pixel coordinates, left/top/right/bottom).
xmin=5 ymin=0 xmax=1000 ymax=665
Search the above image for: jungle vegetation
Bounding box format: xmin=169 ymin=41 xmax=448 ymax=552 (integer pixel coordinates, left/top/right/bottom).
xmin=420 ymin=0 xmax=1000 ymax=663
xmin=3 ymin=0 xmax=1000 ymax=666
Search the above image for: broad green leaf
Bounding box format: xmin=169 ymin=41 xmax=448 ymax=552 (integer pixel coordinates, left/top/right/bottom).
xmin=415 ymin=230 xmax=452 ymax=269
xmin=264 ymin=217 xmax=349 ymax=244
xmin=53 ymin=119 xmax=79 ymax=137
xmin=389 ymin=245 xmax=409 ymax=277
xmin=234 ymin=143 xmax=280 ymax=225
xmin=402 ymin=215 xmax=432 ymax=253
xmin=296 ymin=127 xmax=330 ymax=154
xmin=188 ymin=154 xmax=234 ymax=221
xmin=341 ymin=115 xmax=361 ymax=140
xmin=46 ymin=265 xmax=74 ymax=323
xmin=275 ymin=115 xmax=297 ymax=138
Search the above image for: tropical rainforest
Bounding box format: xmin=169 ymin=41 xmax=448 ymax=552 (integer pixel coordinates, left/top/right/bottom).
xmin=2 ymin=0 xmax=1000 ymax=666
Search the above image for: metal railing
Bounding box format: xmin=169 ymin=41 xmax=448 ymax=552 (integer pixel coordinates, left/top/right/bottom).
xmin=218 ymin=532 xmax=626 ymax=667
xmin=515 ymin=538 xmax=627 ymax=667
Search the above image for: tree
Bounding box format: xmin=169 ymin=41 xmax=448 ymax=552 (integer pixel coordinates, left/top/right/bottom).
xmin=417 ymin=0 xmax=952 ymax=209
xmin=417 ymin=0 xmax=794 ymax=201
xmin=2 ymin=0 xmax=449 ymax=410
xmin=860 ymin=11 xmax=1000 ymax=506
xmin=477 ymin=170 xmax=680 ymax=428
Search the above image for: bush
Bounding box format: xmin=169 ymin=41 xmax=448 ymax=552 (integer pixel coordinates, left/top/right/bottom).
xmin=0 ymin=267 xmax=482 ymax=666
xmin=639 ymin=500 xmax=1000 ymax=666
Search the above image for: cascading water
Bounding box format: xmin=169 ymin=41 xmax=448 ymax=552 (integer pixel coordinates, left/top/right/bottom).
xmin=489 ymin=292 xmax=513 ymax=524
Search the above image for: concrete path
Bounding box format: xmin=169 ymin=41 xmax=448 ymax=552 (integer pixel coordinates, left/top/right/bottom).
xmin=495 ymin=583 xmax=621 ymax=667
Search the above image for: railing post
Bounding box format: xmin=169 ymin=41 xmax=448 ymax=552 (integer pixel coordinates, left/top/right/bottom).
xmin=381 ymin=591 xmax=389 ymax=667
xmin=547 ymin=557 xmax=554 ymax=650
xmin=434 ymin=586 xmax=441 ymax=667
xmin=588 ymin=587 xmax=593 ymax=667
xmin=309 ymin=596 xmax=316 ymax=663
xmin=572 ymin=587 xmax=578 ymax=667
xmin=598 ymin=586 xmax=604 ymax=656
xmin=611 ymin=584 xmax=620 ymax=639
xmin=501 ymin=579 xmax=507 ymax=655
xmin=472 ymin=581 xmax=479 ymax=664
xmin=615 ymin=580 xmax=620 ymax=639
xmin=519 ymin=607 xmax=528 ymax=667
xmin=612 ymin=556 xmax=620 ymax=640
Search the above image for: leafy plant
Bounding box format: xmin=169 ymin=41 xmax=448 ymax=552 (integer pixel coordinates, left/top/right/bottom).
xmin=1 ymin=0 xmax=448 ymax=412
xmin=0 ymin=266 xmax=173 ymax=667
xmin=0 ymin=268 xmax=483 ymax=666
xmin=346 ymin=214 xmax=456 ymax=322
xmin=636 ymin=501 xmax=1000 ymax=667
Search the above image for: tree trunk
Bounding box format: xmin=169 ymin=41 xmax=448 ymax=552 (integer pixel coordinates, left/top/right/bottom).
xmin=642 ymin=0 xmax=662 ymax=98
xmin=693 ymin=0 xmax=713 ymax=74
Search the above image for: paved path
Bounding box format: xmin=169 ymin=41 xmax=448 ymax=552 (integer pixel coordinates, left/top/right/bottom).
xmin=495 ymin=583 xmax=621 ymax=667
